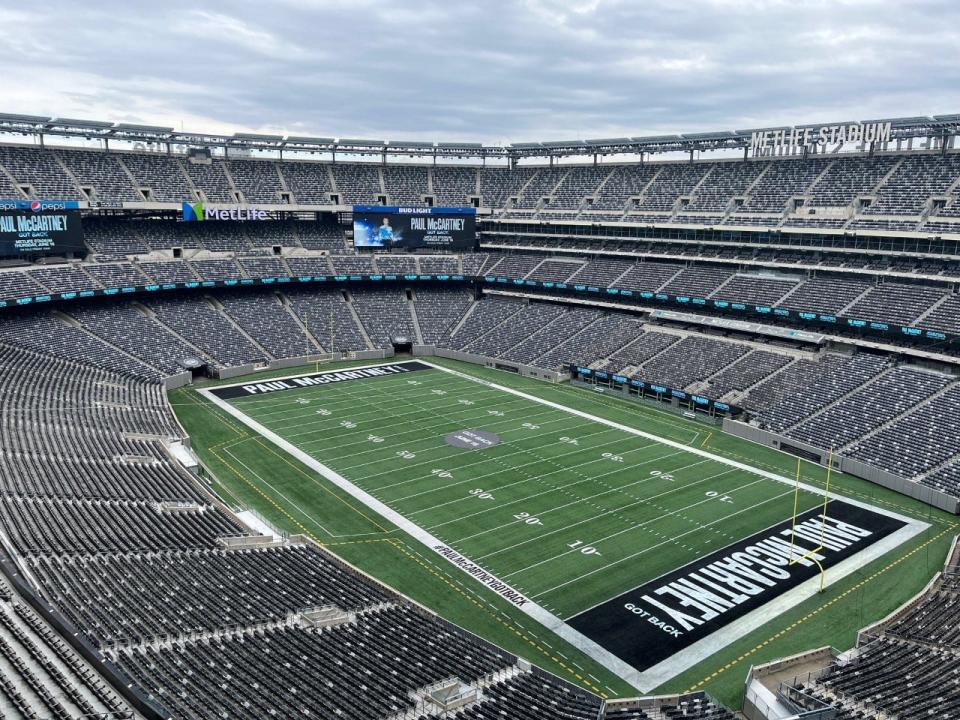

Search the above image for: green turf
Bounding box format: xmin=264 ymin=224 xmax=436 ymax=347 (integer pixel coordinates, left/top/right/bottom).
xmin=171 ymin=356 xmax=959 ymax=707
xmin=223 ymin=363 xmax=827 ymax=620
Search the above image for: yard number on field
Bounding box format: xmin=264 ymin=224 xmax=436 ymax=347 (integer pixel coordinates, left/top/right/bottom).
xmin=567 ymin=540 xmax=602 ymax=556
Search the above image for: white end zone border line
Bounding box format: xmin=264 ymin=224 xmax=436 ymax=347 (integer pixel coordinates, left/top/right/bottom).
xmin=199 ymin=360 xmax=929 ymax=693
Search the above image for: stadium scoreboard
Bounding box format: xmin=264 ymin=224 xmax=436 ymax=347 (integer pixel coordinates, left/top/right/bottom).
xmin=0 ymin=209 xmax=84 ymax=257
xmin=353 ymin=205 xmax=476 ymax=250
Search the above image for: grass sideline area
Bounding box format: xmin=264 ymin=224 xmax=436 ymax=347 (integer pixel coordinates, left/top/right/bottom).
xmin=170 ymin=356 xmax=957 ymax=708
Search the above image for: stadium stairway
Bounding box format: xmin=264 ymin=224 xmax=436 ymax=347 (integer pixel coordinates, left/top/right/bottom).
xmin=407 ymin=291 xmax=425 ymax=344
xmin=344 ymin=292 xmax=376 ymax=349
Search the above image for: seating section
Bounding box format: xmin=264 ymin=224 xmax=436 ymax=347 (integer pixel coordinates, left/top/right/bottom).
xmin=57 ymin=150 xmax=141 ymax=203
xmin=638 ymin=336 xmax=750 ymax=390
xmin=755 ymin=354 xmax=890 ymax=431
xmin=414 ymin=288 xmax=474 ymax=345
xmin=216 ymin=290 xmax=317 ymax=359
xmin=31 ymin=545 xmax=392 ymax=647
xmin=115 ymin=607 xmax=513 ymax=720
xmin=847 ymin=385 xmax=960 ymax=479
xmin=703 ymin=350 xmax=792 ymax=400
xmin=0 ymin=144 xmax=958 ymax=230
xmin=146 ymin=295 xmax=269 ymax=367
xmin=65 ymin=300 xmax=200 ymax=375
xmin=0 ymin=577 xmax=135 ymax=719
xmin=785 ymin=367 xmax=952 ymax=451
xmin=279 ymin=161 xmax=333 ymax=204
xmin=783 ymin=566 xmax=960 ymax=720
xmin=332 ymin=164 xmax=381 ymax=205
xmin=502 ymin=307 xmax=602 ymax=365
xmin=349 ymin=288 xmax=415 ymax=347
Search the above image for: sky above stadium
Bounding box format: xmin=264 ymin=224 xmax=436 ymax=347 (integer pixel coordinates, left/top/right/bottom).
xmin=3 ymin=0 xmax=959 ymax=143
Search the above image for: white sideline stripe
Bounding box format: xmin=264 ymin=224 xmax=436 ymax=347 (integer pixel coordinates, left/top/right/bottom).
xmin=199 ymin=360 xmax=930 ymax=693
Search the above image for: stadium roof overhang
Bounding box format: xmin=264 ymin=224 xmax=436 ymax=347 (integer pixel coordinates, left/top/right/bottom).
xmin=0 ymin=113 xmax=957 ymax=160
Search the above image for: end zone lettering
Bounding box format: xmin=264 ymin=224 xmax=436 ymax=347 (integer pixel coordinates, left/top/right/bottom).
xmin=209 ymin=361 xmax=433 ymax=400
xmin=567 ymin=500 xmax=906 ymax=672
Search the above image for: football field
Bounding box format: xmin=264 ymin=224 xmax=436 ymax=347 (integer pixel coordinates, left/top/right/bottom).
xmin=201 ymin=359 xmax=924 ymax=691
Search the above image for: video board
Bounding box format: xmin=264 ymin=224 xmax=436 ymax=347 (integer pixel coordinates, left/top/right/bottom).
xmin=353 ymin=206 xmax=476 ymax=250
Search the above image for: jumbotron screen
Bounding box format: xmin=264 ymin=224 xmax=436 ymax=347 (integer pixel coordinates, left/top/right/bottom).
xmin=0 ymin=209 xmax=85 ymax=257
xmin=352 ymin=206 xmax=476 ymax=250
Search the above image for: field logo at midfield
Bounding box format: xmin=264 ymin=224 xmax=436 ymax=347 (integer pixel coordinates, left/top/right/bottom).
xmin=182 ymin=201 xmax=204 ymax=222
xmin=445 ymin=429 xmax=500 ymax=449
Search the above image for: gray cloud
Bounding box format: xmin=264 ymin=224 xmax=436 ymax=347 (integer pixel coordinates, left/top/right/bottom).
xmin=0 ymin=0 xmax=957 ymax=143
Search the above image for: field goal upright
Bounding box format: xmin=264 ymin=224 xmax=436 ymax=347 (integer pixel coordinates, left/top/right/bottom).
xmin=787 ymin=449 xmax=835 ymax=592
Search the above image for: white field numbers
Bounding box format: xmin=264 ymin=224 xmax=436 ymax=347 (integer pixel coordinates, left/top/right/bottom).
xmin=568 ymin=540 xmax=602 ymax=556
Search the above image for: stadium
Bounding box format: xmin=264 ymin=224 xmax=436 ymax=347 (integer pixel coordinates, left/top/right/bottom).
xmin=0 ymin=109 xmax=957 ymax=720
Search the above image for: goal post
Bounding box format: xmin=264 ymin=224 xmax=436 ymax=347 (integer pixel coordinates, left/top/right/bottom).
xmin=787 ymin=449 xmax=834 ymax=592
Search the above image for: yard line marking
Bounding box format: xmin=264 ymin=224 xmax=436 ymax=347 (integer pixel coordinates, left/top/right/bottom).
xmin=295 ymin=404 xmax=566 ymax=460
xmin=308 ymin=413 xmax=569 ymax=458
xmin=529 ymin=485 xmax=792 ymax=597
xmin=267 ymin=386 xmax=515 ymax=432
xmin=424 ymin=445 xmax=680 ymax=524
xmin=282 ymin=394 xmax=532 ymax=442
xmin=396 ymin=435 xmax=637 ymax=506
xmin=502 ymin=470 xmax=753 ymax=576
xmin=420 ymin=361 xmax=921 ymax=517
xmin=244 ymin=375 xmax=497 ymax=418
xmin=367 ymin=425 xmax=618 ymax=491
xmin=450 ymin=456 xmax=707 ymax=544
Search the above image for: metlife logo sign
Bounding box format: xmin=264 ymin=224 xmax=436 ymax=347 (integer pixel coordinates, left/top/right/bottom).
xmin=182 ymin=201 xmax=269 ymax=222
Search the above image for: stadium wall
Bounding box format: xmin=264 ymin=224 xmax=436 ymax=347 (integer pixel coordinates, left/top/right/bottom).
xmin=210 ymin=350 xmax=395 ymax=379
xmin=414 ymin=345 xmax=566 ymax=382
xmin=723 ymin=420 xmax=960 ymax=513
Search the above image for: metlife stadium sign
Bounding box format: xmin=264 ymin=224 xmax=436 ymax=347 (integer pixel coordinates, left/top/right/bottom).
xmin=353 ymin=206 xmax=476 ymax=250
xmin=750 ymin=121 xmax=892 ymax=156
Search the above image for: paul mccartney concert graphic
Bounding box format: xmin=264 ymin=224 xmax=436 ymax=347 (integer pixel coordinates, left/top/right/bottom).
xmin=352 ymin=206 xmax=476 ymax=250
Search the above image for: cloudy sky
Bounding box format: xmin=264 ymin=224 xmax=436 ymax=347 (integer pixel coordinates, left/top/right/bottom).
xmin=2 ymin=0 xmax=958 ymax=144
